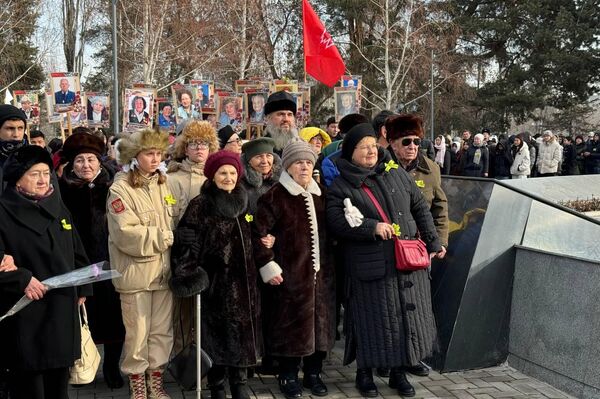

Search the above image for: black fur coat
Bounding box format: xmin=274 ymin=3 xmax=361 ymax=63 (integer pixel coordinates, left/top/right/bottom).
xmin=170 ymin=182 xmax=261 ymax=367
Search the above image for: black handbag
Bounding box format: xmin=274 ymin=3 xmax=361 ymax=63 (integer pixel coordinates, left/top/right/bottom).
xmin=167 ymin=299 xmax=213 ymax=390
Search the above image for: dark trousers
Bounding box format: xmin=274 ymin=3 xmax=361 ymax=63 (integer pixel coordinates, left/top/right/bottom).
xmin=207 ymin=365 xmax=247 ymax=387
xmin=537 ymin=172 xmax=556 ymax=177
xmin=8 ymin=367 xmax=69 ymax=399
xmin=277 ymin=351 xmax=326 ymax=379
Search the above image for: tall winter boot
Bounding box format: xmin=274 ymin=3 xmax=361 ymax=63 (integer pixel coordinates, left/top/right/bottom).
xmin=128 ymin=373 xmax=147 ymax=399
xmin=146 ymin=369 xmax=171 ymax=399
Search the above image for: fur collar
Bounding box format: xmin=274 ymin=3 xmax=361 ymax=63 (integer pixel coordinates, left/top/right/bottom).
xmin=241 ymin=153 xmax=282 ymax=188
xmin=202 ymin=182 xmax=248 ymax=218
xmin=279 ymin=171 xmax=321 ymax=196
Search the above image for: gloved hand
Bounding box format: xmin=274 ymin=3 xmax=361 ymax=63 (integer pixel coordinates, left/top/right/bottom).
xmin=176 ymin=227 xmax=201 ymax=254
xmin=344 ymin=198 xmax=364 ymax=227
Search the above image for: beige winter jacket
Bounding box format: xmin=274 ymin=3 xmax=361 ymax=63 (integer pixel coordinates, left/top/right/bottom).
xmin=107 ymin=172 xmax=175 ymax=293
xmin=167 ymin=159 xmax=206 ymax=223
xmin=536 ymin=137 xmax=561 ymax=174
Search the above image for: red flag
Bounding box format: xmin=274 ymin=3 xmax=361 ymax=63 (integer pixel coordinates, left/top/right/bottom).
xmin=303 ymin=0 xmax=346 ymax=87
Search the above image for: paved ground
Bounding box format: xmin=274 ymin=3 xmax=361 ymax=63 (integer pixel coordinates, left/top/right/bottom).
xmin=69 ymin=343 xmax=574 ymax=399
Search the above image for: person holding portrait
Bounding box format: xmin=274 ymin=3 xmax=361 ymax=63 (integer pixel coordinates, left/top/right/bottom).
xmin=326 ymin=123 xmax=442 ymax=398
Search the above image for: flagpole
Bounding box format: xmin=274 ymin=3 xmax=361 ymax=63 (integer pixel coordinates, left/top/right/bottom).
xmin=302 ymin=1 xmax=307 ymax=84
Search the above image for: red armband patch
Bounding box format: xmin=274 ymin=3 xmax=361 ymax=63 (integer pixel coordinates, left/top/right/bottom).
xmin=111 ymin=198 xmax=125 ymax=214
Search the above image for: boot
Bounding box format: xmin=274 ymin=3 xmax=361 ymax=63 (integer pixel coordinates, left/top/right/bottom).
xmin=128 ymin=373 xmax=147 ymax=399
xmin=302 ymin=374 xmax=328 ymax=396
xmin=209 ymin=384 xmax=226 ymax=399
xmin=146 ymin=369 xmax=171 ymax=399
xmin=229 ymin=367 xmax=250 ymax=399
xmin=388 ymin=368 xmax=415 ymax=397
xmin=230 ymin=383 xmax=250 ymax=399
xmin=355 ymin=368 xmax=378 ymax=398
xmin=404 ymin=361 xmax=430 ymax=377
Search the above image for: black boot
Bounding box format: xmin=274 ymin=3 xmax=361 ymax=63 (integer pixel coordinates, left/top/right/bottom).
xmin=355 ymin=368 xmax=378 ymax=397
xmin=209 ymin=384 xmax=226 ymax=399
xmin=278 ymin=375 xmax=303 ymax=399
xmin=388 ymin=368 xmax=415 ymax=397
xmin=302 ymin=374 xmax=327 ymax=396
xmin=230 ymin=383 xmax=250 ymax=399
xmin=103 ymin=342 xmax=124 ymax=389
xmin=229 ymin=368 xmax=250 ymax=399
xmin=404 ymin=361 xmax=430 ymax=377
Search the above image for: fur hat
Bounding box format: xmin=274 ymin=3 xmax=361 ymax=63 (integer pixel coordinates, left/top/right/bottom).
xmin=242 ymin=137 xmax=275 ymax=160
xmin=281 ymin=139 xmax=317 ymax=170
xmin=299 ymin=127 xmax=332 ymax=148
xmin=341 ymin=123 xmax=377 ymax=161
xmin=115 ymin=129 xmax=169 ymax=166
xmin=172 ymin=120 xmax=219 ymax=160
xmin=0 ymin=104 xmax=27 ymax=132
xmin=3 ymin=145 xmax=53 ymax=184
xmin=338 ymin=113 xmax=369 ymax=136
xmin=385 ymin=114 xmax=424 ymax=141
xmin=204 ymin=150 xmax=243 ymax=181
xmin=264 ymin=91 xmax=297 ymax=116
xmin=62 ymin=133 xmax=105 ymax=163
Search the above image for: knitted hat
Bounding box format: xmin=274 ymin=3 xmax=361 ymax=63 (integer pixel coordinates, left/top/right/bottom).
xmin=217 ymin=125 xmax=235 ymax=149
xmin=62 ymin=133 xmax=105 ymax=163
xmin=172 ymin=120 xmax=219 ymax=160
xmin=299 ymin=127 xmax=332 ymax=148
xmin=264 ymin=91 xmax=297 ymax=116
xmin=204 ymin=150 xmax=243 ymax=181
xmin=281 ymin=139 xmax=317 ymax=171
xmin=341 ymin=123 xmax=377 ymax=161
xmin=3 ymin=145 xmax=53 ymax=184
xmin=115 ymin=129 xmax=169 ymax=166
xmin=338 ymin=113 xmax=369 ymax=136
xmin=385 ymin=114 xmax=424 ymax=141
xmin=242 ymin=137 xmax=275 ymax=160
xmin=0 ymin=104 xmax=27 ymax=132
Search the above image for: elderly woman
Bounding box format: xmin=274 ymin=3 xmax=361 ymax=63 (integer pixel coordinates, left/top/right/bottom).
xmin=327 ymin=123 xmax=443 ymax=398
xmin=170 ymin=151 xmax=260 ymax=399
xmin=107 ymin=129 xmax=175 ymax=399
xmin=254 ymin=140 xmax=335 ymax=399
xmin=58 ymin=132 xmax=125 ymax=389
xmin=0 ymin=145 xmax=91 ymax=399
xmin=218 ymin=125 xmax=243 ymax=154
xmin=240 ymin=137 xmax=282 ymax=214
xmin=299 ymin=127 xmax=332 ymax=156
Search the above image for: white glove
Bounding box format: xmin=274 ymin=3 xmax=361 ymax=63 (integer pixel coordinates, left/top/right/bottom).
xmin=344 ymin=198 xmax=364 ymax=227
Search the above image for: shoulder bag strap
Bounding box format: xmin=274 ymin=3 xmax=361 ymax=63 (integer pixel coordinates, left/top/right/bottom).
xmin=361 ymin=185 xmax=391 ymax=224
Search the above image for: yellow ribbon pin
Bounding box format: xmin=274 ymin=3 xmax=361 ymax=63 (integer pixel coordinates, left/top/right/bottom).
xmin=245 ymin=214 xmax=254 ymax=223
xmin=164 ymin=194 xmax=177 ymax=206
xmin=392 ymin=223 xmax=401 ymax=237
xmin=61 ymin=219 xmax=72 ymax=230
xmin=384 ymin=160 xmax=399 ymax=173
xmin=415 ymin=180 xmax=425 ymax=188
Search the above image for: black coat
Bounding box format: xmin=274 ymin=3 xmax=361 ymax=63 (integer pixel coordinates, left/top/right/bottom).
xmin=561 ymin=143 xmax=579 ymax=175
xmin=491 ymin=141 xmax=513 ymax=178
xmin=170 ymin=183 xmax=261 ymax=367
xmin=326 ymin=150 xmax=441 ymax=368
xmin=460 ymin=144 xmax=489 ymax=177
xmin=0 ymin=187 xmax=91 ymax=371
xmin=59 ymin=165 xmax=125 ymax=344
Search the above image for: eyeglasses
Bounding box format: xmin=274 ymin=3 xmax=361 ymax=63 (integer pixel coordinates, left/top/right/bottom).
xmin=187 ymin=142 xmax=209 ymax=150
xmin=400 ymin=138 xmax=421 ymax=146
xmin=226 ymin=138 xmax=242 ymax=145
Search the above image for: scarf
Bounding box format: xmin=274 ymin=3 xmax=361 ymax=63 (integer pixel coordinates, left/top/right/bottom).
xmin=16 ymin=184 xmax=55 ymax=202
xmin=434 ymin=140 xmax=446 ymax=167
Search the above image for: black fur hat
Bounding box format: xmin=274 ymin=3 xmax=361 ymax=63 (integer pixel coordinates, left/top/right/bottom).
xmin=3 ymin=145 xmax=53 ymax=185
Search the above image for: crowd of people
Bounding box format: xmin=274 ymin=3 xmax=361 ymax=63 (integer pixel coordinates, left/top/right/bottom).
xmin=0 ymin=92 xmax=595 ymax=399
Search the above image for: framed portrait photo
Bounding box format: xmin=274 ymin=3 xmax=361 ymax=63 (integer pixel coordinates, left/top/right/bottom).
xmin=50 ymin=72 xmax=81 ymax=113
xmin=216 ymin=93 xmax=243 ymax=129
xmin=334 ymin=87 xmax=359 ymax=121
xmin=13 ymin=90 xmax=41 ymax=126
xmin=201 ymin=110 xmax=217 ymax=130
xmin=244 ymin=89 xmax=268 ymax=124
xmin=45 ymin=92 xmax=63 ymax=124
xmin=235 ymin=79 xmax=263 ymax=94
xmin=85 ymin=92 xmax=110 ymax=128
xmin=156 ymin=97 xmax=176 ymax=132
xmin=341 ymin=75 xmax=362 ymax=108
xmin=270 ymin=79 xmax=298 ymax=95
xmin=172 ymin=84 xmax=201 ymax=123
xmin=191 ymin=80 xmax=215 ymax=109
xmin=123 ymin=87 xmax=156 ymax=132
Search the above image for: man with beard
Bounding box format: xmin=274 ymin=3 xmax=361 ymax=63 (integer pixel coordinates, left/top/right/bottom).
xmin=264 ymin=91 xmax=299 ymax=156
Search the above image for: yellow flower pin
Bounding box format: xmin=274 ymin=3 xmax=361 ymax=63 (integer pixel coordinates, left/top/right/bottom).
xmin=415 ymin=180 xmax=425 ymax=188
xmin=164 ymin=194 xmax=177 ymax=206
xmin=61 ymin=219 xmax=72 ymax=231
xmin=392 ymin=223 xmax=401 ymax=237
xmin=384 ymin=160 xmax=399 ymax=172
xmin=245 ymin=214 xmax=254 ymax=223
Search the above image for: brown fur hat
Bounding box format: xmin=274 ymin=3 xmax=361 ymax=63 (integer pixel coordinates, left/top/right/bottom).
xmin=116 ymin=128 xmax=169 ymax=166
xmin=385 ymin=114 xmax=424 ymax=141
xmin=171 ymin=120 xmax=219 ymax=160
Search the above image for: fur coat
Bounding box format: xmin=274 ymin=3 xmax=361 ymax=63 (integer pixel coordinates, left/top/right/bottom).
xmin=239 ymin=153 xmax=282 ymax=214
xmin=253 ymin=172 xmax=336 ymax=357
xmin=170 ymin=182 xmax=261 ymax=367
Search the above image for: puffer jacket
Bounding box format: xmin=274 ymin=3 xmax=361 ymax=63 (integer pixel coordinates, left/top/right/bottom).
xmin=510 ymin=141 xmax=530 ymax=176
xmin=167 ymin=158 xmax=206 ymax=224
xmin=536 ymin=137 xmax=561 ymax=174
xmin=107 ymin=172 xmax=175 ymax=293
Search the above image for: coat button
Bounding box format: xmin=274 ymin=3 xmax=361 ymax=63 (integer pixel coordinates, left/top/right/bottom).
xmin=406 ymin=303 xmax=416 ymax=311
xmin=404 ymin=281 xmax=413 ymax=288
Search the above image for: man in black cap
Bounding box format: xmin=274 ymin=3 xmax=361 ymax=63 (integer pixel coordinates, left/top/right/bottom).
xmin=0 ymin=104 xmax=28 ymax=193
xmin=264 ymin=91 xmax=299 ymax=154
